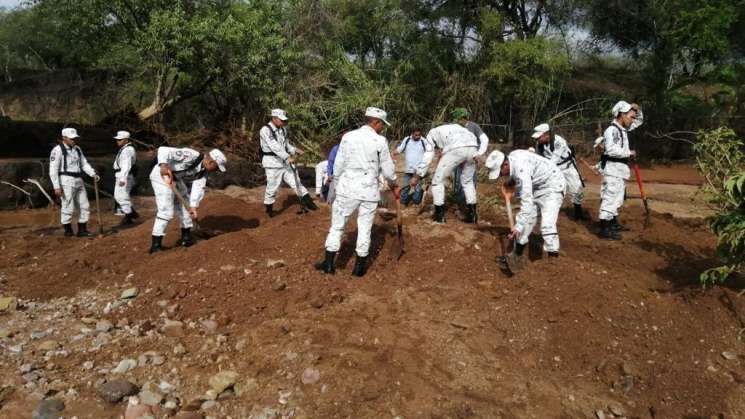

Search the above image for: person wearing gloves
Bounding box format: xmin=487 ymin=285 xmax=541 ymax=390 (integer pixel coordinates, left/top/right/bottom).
xmin=112 ymin=130 xmax=139 ymax=226
xmin=260 ymin=108 xmax=318 ymax=217
xmin=485 ymin=149 xmax=566 ymax=258
xmin=49 ymin=127 xmax=100 ymax=237
xmin=418 ymin=123 xmax=481 ymax=224
xmin=315 ymin=107 xmax=399 ymax=277
xmin=597 ymin=101 xmax=641 ymax=240
xmin=149 ymin=147 xmax=227 ymax=253
xmin=532 ymin=123 xmax=586 ymax=221
xmin=393 ymin=127 xmax=429 ymax=206
xmin=452 ymin=108 xmax=489 ymax=206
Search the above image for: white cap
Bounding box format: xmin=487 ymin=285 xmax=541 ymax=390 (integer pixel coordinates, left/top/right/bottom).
xmin=114 ymin=130 xmax=130 ymax=140
xmin=209 ymin=149 xmax=227 ymax=172
xmin=612 ymin=101 xmax=632 ymax=116
xmin=484 ymin=150 xmax=505 ymax=180
xmin=271 ymin=109 xmax=288 ymax=121
xmin=61 ymin=128 xmax=80 ymax=139
xmin=365 ymin=107 xmax=391 ymax=126
xmin=531 ymin=123 xmax=550 ymax=139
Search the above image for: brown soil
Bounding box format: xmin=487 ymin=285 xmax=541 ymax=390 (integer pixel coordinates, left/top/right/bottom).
xmin=1 ymin=164 xmax=744 ymax=418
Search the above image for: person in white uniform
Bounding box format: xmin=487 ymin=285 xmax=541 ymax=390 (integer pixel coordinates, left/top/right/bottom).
xmin=485 ymin=149 xmax=566 ymax=258
xmin=532 ymin=123 xmax=586 ymax=221
xmin=112 ymin=130 xmax=139 ymax=226
xmin=259 ymin=108 xmax=318 ymax=216
xmin=315 ymin=107 xmax=399 ymax=277
xmin=49 ymin=127 xmax=100 ymax=237
xmin=149 ymin=147 xmax=227 ymax=253
xmin=419 ymin=123 xmax=482 ymax=224
xmin=597 ymin=101 xmax=641 ymax=240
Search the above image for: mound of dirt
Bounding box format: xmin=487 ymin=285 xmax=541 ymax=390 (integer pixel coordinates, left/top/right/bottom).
xmin=0 ymin=179 xmax=743 ymax=418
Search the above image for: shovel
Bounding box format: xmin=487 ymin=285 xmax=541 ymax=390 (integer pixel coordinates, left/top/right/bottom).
xmin=389 ymin=187 xmax=405 ymax=260
xmin=93 ymin=177 xmax=105 ymax=238
xmin=495 ymin=188 xmax=523 ymax=273
xmin=289 ymin=163 xmax=309 ymax=214
xmin=632 ymin=164 xmax=651 ymax=228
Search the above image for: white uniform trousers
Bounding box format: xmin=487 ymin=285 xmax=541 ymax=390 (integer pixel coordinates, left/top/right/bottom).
xmin=517 ymin=191 xmax=564 ymax=253
xmin=598 ymin=175 xmax=625 ymax=221
xmin=114 ymin=175 xmax=135 ymax=214
xmin=150 ymin=168 xmax=192 ymax=236
xmin=324 ymin=194 xmax=378 ymax=257
xmin=264 ymin=166 xmax=309 ymax=205
xmin=315 ymin=162 xmax=328 ymax=196
xmin=562 ymin=167 xmax=584 ymax=205
xmin=60 ymin=177 xmax=90 ymax=225
xmin=431 ymin=147 xmax=478 ymax=206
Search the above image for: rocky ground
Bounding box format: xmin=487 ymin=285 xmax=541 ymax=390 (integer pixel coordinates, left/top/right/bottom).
xmin=0 ymin=164 xmax=744 ymax=419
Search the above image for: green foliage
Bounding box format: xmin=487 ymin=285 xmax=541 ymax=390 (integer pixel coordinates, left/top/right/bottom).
xmin=694 ymin=128 xmax=745 ymax=285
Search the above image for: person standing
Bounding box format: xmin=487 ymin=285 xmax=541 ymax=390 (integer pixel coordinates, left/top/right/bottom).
xmin=112 ymin=130 xmax=139 ymax=226
xmin=315 ymin=158 xmax=329 ymax=198
xmin=597 ymin=101 xmax=640 ymax=240
xmin=452 ymin=108 xmax=489 ymax=206
xmin=419 ymin=123 xmax=479 ymax=224
xmin=315 ymin=107 xmax=399 ymax=277
xmin=485 ymin=149 xmax=566 ymax=259
xmin=532 ymin=123 xmax=586 ymax=221
xmin=393 ymin=127 xmax=428 ymax=206
xmin=49 ymin=127 xmax=100 ymax=237
xmin=260 ymin=108 xmax=318 ymax=217
xmin=149 ymin=146 xmax=227 ymax=253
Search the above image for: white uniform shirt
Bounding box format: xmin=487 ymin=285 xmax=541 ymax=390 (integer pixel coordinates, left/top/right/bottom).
xmin=602 ymin=122 xmax=632 ymax=180
xmin=259 ymin=122 xmax=297 ymax=168
xmin=395 ymin=136 xmax=428 ymax=174
xmin=419 ymin=123 xmax=478 ymax=176
xmin=334 ymin=125 xmax=397 ymax=202
xmin=156 ymin=146 xmax=209 ymax=208
xmin=113 ymin=143 xmax=136 ymax=181
xmin=49 ymin=144 xmax=96 ymax=189
xmin=538 ymin=134 xmax=573 ymax=170
xmin=508 ymin=150 xmax=566 ymax=228
xmin=463 ymin=121 xmax=489 ymax=157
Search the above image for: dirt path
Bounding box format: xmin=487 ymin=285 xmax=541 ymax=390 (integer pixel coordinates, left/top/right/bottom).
xmin=0 ymin=164 xmax=743 ymax=419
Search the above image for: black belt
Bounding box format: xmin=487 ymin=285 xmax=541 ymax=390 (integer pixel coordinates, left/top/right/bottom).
xmin=600 ymin=155 xmax=629 ymax=169
xmin=557 ymin=155 xmax=573 ymax=166
xmin=261 ymin=150 xmax=279 ymax=157
xmin=60 ymin=172 xmax=82 ymax=178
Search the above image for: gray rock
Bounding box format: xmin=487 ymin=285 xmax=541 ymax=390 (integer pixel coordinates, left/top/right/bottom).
xmin=120 ymin=287 xmax=139 ymax=300
xmin=201 ymin=400 xmax=217 ymax=410
xmin=112 ymin=359 xmax=137 ymax=374
xmin=162 ymin=320 xmax=185 ymax=337
xmin=96 ymin=320 xmax=114 ymax=333
xmin=173 ymin=344 xmax=187 ymax=356
xmin=98 ymin=379 xmax=139 ymax=403
xmin=722 ymin=351 xmax=738 ymax=361
xmin=82 ymin=361 xmax=94 ymax=370
xmin=209 ymin=371 xmax=239 ymax=393
xmin=201 ymin=320 xmax=218 ymax=333
xmin=301 ymin=368 xmax=320 ymax=385
xmin=20 ymin=363 xmax=36 ymax=374
xmin=608 ymin=404 xmax=626 ymax=416
xmin=31 ymin=399 xmax=64 ymax=419
xmin=266 ymin=259 xmax=286 ymax=269
xmin=37 ymin=340 xmax=60 ymax=352
xmin=272 ymin=280 xmax=287 ymax=292
xmin=158 ymin=381 xmax=176 ymax=394
xmin=595 ymin=410 xmax=606 ymax=419
xmin=30 ymin=331 xmax=47 ymax=340
xmin=235 ymin=378 xmax=258 ymax=397
xmin=138 ymin=382 xmax=164 ymax=406
xmin=0 ymin=328 xmax=11 ymax=339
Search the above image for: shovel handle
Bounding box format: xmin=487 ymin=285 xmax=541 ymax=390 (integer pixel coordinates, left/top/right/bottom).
xmin=633 ymin=164 xmax=647 ymax=200
xmin=93 ymin=177 xmax=103 ymax=232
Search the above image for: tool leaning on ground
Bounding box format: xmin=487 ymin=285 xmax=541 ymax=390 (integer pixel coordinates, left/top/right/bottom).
xmin=633 ymin=163 xmax=651 ymax=228
xmin=495 ymin=186 xmax=523 ymax=273
xmin=163 ymin=173 xmax=200 ymax=233
xmin=93 ymin=177 xmax=105 ymax=238
xmin=288 ymin=162 xmax=309 ymax=214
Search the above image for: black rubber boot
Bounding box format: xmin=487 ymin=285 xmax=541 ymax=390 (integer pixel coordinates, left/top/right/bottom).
xmin=314 ymin=251 xmax=336 ymax=274
xmin=573 ymin=204 xmax=585 ymax=221
xmin=301 ymin=194 xmax=319 ymax=211
xmin=548 ymin=252 xmax=560 ymax=258
xmin=514 ymin=242 xmax=526 ymax=256
xmin=76 ymin=222 xmax=93 ymax=237
xmin=351 ymin=255 xmax=368 ymax=277
xmin=63 ymin=223 xmax=74 ymax=237
xmin=120 ymin=213 xmax=135 ymax=226
xmin=130 ymin=209 xmax=140 ymax=219
xmin=149 ymin=235 xmax=163 ymax=254
xmin=265 ymin=204 xmax=275 ymax=218
xmin=464 ymin=204 xmax=478 ymax=224
xmin=180 ymin=228 xmax=194 ymax=247
xmin=433 ymin=205 xmax=446 ymax=224
xmin=611 ymin=217 xmax=629 ymax=232
xmin=600 ymin=220 xmax=622 ymax=240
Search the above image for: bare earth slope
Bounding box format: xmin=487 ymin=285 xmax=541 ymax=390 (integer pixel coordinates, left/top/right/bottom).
xmin=0 ymin=169 xmax=744 ymax=418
